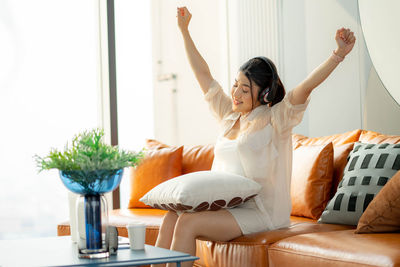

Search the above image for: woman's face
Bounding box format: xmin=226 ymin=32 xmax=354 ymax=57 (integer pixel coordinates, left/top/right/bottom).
xmin=231 ymin=71 xmax=261 ymax=115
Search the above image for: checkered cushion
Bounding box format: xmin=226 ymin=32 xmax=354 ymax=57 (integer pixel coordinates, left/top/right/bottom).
xmin=319 ymin=142 xmax=400 ymax=225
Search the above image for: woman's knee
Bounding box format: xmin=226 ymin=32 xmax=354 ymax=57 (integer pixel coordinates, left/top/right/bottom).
xmin=165 ymin=211 xmax=179 ymax=221
xmin=173 ymin=212 xmax=198 ymax=238
xmin=161 ymin=211 xmax=179 ymax=229
xmin=173 ymin=210 xmax=242 ymax=242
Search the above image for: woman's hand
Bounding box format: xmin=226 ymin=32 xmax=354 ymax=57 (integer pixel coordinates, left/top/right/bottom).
xmin=335 ymin=28 xmax=356 ymax=58
xmin=177 ymin=7 xmax=192 ymax=33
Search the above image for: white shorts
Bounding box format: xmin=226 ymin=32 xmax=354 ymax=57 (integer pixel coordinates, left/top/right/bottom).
xmin=226 ymin=199 xmax=271 ymax=235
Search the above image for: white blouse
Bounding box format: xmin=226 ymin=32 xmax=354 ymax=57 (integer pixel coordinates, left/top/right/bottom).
xmin=213 ymin=137 xmax=246 ymax=177
xmin=205 ymin=80 xmax=310 ymax=229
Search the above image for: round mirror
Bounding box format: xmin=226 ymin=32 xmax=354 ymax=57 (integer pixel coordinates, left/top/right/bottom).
xmin=358 ymin=0 xmax=400 ymax=105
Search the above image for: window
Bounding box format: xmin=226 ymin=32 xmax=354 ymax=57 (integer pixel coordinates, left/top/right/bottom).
xmin=0 ymin=0 xmax=99 ymax=239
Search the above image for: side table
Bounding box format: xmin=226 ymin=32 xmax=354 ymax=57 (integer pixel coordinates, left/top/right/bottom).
xmin=0 ymin=236 xmax=199 ymax=266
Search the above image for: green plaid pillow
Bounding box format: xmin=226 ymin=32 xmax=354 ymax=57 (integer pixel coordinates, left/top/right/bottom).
xmin=319 ymin=142 xmax=400 ymax=225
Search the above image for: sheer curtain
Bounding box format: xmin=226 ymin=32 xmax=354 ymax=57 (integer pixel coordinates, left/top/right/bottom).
xmin=0 ymin=0 xmax=99 ymax=239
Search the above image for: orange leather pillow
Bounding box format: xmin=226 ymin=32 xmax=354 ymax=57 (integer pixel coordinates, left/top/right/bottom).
xmin=146 ymin=139 xmax=215 ymax=174
xmin=292 ymin=131 xmax=359 ymax=199
xmin=359 ymin=130 xmax=400 ymax=144
xmin=355 ymin=170 xmax=400 ymax=233
xmin=291 ymin=143 xmax=334 ymax=219
xmin=128 ymin=146 xmax=183 ymax=208
xmin=181 ymin=145 xmax=214 ymax=174
xmin=329 ymin=143 xmax=355 ymax=198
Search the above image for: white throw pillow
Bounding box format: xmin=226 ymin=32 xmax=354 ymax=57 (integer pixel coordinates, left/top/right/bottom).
xmin=139 ymin=171 xmax=261 ymax=212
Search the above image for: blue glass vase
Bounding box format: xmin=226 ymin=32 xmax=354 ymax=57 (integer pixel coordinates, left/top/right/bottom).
xmin=59 ymin=169 xmax=124 ymax=258
xmin=59 ymin=169 xmax=124 ymax=195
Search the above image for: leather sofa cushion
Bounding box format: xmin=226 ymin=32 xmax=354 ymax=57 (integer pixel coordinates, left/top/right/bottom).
xmin=292 ymin=133 xmax=308 ymax=145
xmin=291 ymin=143 xmax=334 ymax=219
xmin=195 ymin=221 xmax=354 ymax=267
xmin=289 ymin=215 xmax=318 ymax=224
xmin=128 ymin=146 xmax=183 ymax=208
xmin=231 ymin=221 xmax=354 ymax=245
xmin=268 ymin=229 xmax=400 ymax=267
xmin=359 ymin=130 xmax=400 ymax=144
xmin=293 ymin=129 xmax=362 ymax=147
xmin=194 ymin=239 xmax=269 ymax=267
xmin=146 ymin=139 xmax=215 ymax=174
xmin=145 ymin=139 xmax=169 ymax=149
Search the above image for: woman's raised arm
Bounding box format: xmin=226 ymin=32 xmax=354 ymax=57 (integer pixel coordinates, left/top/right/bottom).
xmin=177 ymin=7 xmax=214 ymax=94
xmin=290 ymin=28 xmax=356 ymax=105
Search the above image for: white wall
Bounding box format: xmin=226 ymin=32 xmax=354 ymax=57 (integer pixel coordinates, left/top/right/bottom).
xmin=151 ymin=0 xmax=227 ymax=146
xmin=282 ymin=0 xmax=309 ymax=135
xmin=364 ymin=66 xmax=400 ymax=135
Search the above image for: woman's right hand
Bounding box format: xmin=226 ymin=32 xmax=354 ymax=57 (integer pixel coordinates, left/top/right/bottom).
xmin=177 ymin=7 xmax=192 ymax=32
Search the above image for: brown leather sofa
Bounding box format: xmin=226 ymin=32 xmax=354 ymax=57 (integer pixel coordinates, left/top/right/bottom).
xmin=58 ymin=129 xmax=400 ymax=267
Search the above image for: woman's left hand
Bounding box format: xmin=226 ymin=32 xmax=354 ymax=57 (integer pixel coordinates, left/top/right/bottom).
xmin=335 ymin=28 xmax=356 ymax=58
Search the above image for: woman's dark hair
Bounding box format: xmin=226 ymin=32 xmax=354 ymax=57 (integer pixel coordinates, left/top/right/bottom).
xmin=239 ymin=57 xmax=285 ymax=108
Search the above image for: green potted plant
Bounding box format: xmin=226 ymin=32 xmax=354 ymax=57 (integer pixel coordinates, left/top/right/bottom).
xmin=35 ymin=128 xmax=144 ymax=258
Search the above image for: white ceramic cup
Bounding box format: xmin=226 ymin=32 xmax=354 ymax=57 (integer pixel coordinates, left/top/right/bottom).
xmin=127 ymin=222 xmax=146 ymax=250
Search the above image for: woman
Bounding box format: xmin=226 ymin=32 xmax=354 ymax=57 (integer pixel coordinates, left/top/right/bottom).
xmin=153 ymin=6 xmax=356 ymax=267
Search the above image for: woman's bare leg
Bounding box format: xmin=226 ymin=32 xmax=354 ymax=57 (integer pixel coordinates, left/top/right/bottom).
xmin=155 ymin=211 xmax=179 ymax=248
xmin=151 ymin=211 xmax=179 ymax=267
xmin=167 ymin=209 xmax=243 ymax=267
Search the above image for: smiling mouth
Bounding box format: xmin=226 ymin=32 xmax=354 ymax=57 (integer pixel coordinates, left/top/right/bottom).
xmin=233 ymin=99 xmax=242 ymax=105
